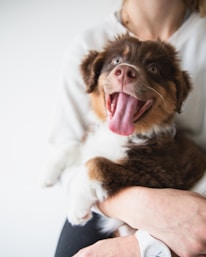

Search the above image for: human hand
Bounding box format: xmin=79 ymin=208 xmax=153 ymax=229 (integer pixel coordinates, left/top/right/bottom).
xmin=72 ymin=235 xmax=140 ymax=257
xmin=98 ymin=187 xmax=206 ymax=257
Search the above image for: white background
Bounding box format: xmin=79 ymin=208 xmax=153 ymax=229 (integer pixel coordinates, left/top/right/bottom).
xmin=0 ymin=1 xmax=121 ymax=256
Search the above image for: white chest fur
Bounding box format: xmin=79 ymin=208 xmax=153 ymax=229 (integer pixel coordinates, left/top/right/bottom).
xmin=81 ymin=123 xmax=130 ymax=163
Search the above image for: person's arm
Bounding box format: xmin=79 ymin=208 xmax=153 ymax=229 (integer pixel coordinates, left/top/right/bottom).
xmin=42 ymin=35 xmax=92 ymax=186
xmin=98 ymin=186 xmax=206 ymax=257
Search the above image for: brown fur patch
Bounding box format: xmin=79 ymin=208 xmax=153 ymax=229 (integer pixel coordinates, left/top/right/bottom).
xmin=89 ymin=85 xmax=106 ymax=121
xmin=86 ymin=158 xmax=105 ymax=181
xmin=123 ymin=45 xmax=130 ymax=56
xmin=132 ymin=81 xmax=177 ymax=133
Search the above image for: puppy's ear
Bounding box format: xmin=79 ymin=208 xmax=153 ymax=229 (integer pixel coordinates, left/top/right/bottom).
xmin=80 ymin=50 xmax=105 ymax=93
xmin=175 ymin=71 xmax=192 ymax=113
xmin=160 ymin=42 xmax=192 ymax=113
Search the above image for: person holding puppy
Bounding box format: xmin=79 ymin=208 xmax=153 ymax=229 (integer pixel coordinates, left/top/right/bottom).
xmin=47 ymin=0 xmax=206 ymax=256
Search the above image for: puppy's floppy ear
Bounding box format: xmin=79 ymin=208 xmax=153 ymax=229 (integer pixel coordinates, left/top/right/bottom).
xmin=80 ymin=50 xmax=105 ymax=93
xmin=160 ymin=42 xmax=192 ymax=113
xmin=175 ymin=71 xmax=192 ymax=113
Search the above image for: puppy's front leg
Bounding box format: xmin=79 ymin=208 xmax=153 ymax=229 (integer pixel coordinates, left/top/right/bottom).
xmin=42 ymin=143 xmax=81 ymax=187
xmin=66 ymin=163 xmax=108 ymax=226
xmin=86 ymin=157 xmax=137 ymax=196
xmin=67 ymin=156 xmax=130 ymax=226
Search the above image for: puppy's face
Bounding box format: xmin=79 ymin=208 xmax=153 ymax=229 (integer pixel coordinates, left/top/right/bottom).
xmin=81 ymin=35 xmax=191 ymax=136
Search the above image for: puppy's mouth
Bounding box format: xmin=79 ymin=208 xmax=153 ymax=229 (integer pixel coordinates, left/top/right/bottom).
xmin=106 ymin=92 xmax=153 ymax=136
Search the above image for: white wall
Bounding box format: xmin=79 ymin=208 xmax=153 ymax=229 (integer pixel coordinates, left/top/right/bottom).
xmin=0 ymin=1 xmax=121 ymax=256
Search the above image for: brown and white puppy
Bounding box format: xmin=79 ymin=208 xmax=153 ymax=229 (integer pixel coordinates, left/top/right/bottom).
xmin=46 ymin=35 xmax=206 ymax=234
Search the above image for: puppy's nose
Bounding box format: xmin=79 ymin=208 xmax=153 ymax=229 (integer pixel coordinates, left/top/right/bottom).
xmin=113 ymin=65 xmax=137 ymax=83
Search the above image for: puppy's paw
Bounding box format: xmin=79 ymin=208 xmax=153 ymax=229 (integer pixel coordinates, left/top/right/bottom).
xmin=67 ymin=205 xmax=93 ymax=226
xmin=40 ymin=159 xmax=65 ymax=187
xmin=41 ymin=144 xmax=80 ymax=187
xmin=40 ymin=170 xmax=60 ymax=187
xmin=65 ymin=166 xmax=101 ymax=226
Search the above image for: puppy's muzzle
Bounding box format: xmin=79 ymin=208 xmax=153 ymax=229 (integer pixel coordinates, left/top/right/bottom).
xmin=111 ymin=64 xmax=138 ymax=85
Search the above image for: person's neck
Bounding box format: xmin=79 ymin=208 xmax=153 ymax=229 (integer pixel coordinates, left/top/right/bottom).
xmin=121 ymin=0 xmax=186 ymax=41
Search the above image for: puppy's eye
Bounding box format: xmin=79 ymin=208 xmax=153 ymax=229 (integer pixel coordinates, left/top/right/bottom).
xmin=147 ymin=64 xmax=160 ymax=75
xmin=112 ymin=56 xmax=123 ymax=65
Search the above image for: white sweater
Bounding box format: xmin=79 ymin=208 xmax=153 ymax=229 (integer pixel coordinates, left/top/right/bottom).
xmin=49 ymin=11 xmax=206 ymax=192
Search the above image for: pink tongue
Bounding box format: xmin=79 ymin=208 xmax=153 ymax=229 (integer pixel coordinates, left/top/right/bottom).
xmin=109 ymin=92 xmax=138 ymax=136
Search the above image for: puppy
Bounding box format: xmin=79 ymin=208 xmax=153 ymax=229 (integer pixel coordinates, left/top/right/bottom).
xmin=45 ymin=35 xmax=206 ymax=235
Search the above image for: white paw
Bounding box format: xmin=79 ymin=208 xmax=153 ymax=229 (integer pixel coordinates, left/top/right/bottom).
xmin=41 ymin=143 xmax=81 ymax=187
xmin=66 ymin=181 xmax=95 ymax=226
xmin=41 ymin=171 xmax=60 ymax=187
xmin=40 ymin=160 xmax=64 ymax=187
xmin=65 ymin=166 xmax=105 ymax=226
xmin=67 ymin=203 xmax=93 ymax=226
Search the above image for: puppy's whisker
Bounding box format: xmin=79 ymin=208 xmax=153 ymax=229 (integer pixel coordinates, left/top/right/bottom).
xmin=146 ymin=86 xmax=168 ymax=108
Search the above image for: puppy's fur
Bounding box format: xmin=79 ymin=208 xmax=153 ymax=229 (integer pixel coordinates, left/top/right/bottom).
xmin=45 ymin=35 xmax=206 ymax=235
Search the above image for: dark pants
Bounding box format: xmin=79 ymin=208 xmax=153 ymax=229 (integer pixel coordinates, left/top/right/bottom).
xmin=54 ymin=213 xmax=111 ymax=257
